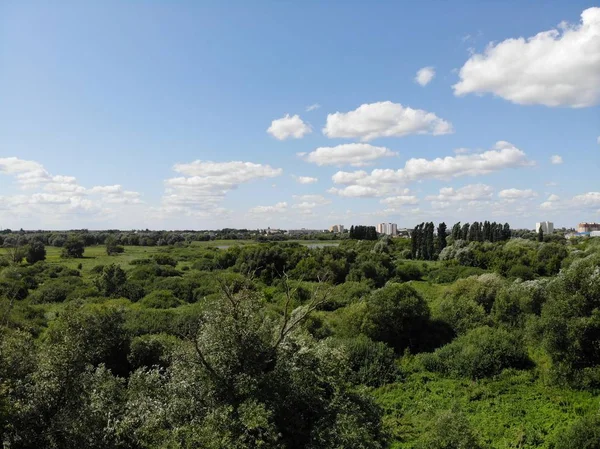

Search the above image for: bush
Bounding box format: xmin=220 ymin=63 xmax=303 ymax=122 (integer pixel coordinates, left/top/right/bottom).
xmin=29 ymin=277 xmax=83 ymax=304
xmin=26 ymin=241 xmax=46 ymax=264
xmin=418 ymin=409 xmax=484 ymax=449
xmin=139 ymin=290 xmax=184 ymax=309
xmin=362 ymin=283 xmax=430 ymax=353
xmin=152 ymin=254 xmax=178 ymax=267
xmin=61 ymin=236 xmax=85 ymax=258
xmin=421 ymin=326 xmax=531 ymax=379
xmin=394 ymin=262 xmax=423 ymax=282
xmin=508 ymin=264 xmax=535 ymax=280
xmin=342 ymin=335 xmax=399 ymax=387
xmin=553 ymin=414 xmax=600 ymax=449
xmin=128 ymin=333 xmax=178 ymax=369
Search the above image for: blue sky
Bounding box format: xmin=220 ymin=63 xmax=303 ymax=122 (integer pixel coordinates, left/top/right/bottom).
xmin=1 ymin=1 xmax=599 ymax=230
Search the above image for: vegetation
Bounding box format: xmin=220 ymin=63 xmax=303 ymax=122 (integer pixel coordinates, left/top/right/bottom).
xmin=0 ymin=228 xmax=599 ymax=448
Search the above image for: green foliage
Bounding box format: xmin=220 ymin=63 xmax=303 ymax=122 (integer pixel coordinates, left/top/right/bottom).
xmin=61 ymin=235 xmax=85 ymax=258
xmin=340 ymin=335 xmax=399 ymax=387
xmin=128 ymin=333 xmax=179 ymax=369
xmin=139 ymin=290 xmax=184 ymax=309
xmin=418 ymin=409 xmax=484 ymax=449
xmin=94 ymin=263 xmax=127 ymax=297
xmin=29 ymin=276 xmax=83 ymax=303
xmin=362 ymin=283 xmax=431 ymax=352
xmin=553 ymin=413 xmax=600 ymax=449
xmin=105 ymin=236 xmax=125 ymax=256
xmin=421 ymin=326 xmax=531 ymax=379
xmin=26 ymin=240 xmax=46 ymax=264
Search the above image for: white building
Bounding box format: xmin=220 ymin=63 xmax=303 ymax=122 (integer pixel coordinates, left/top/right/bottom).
xmin=329 ymin=224 xmax=344 ymax=233
xmin=535 ymin=221 xmax=554 ymax=234
xmin=591 ymin=231 xmax=600 ymax=237
xmin=377 ymin=222 xmax=398 ymax=236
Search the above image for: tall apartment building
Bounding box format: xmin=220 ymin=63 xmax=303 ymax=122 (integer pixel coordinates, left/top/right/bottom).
xmin=376 ymin=222 xmax=398 ymax=236
xmin=578 ymin=222 xmax=600 ymax=233
xmin=329 ymin=224 xmax=344 ymax=233
xmin=535 ymin=221 xmax=554 ymax=234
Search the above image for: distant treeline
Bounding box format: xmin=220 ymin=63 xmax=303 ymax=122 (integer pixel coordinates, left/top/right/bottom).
xmin=349 ymin=225 xmax=378 ymax=240
xmin=0 ymin=228 xmax=342 ymax=248
xmin=411 ymin=221 xmax=511 ymax=260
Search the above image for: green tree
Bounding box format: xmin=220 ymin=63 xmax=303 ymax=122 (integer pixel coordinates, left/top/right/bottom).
xmin=538 ymin=227 xmax=544 ymax=242
xmin=61 ymin=235 xmax=85 ymax=258
xmin=436 ymin=222 xmax=447 ymax=253
xmin=94 ymin=263 xmax=127 ymax=297
xmin=26 ymin=240 xmax=46 ymax=264
xmin=105 ymin=236 xmax=124 ymax=256
xmin=362 ymin=283 xmax=430 ymax=353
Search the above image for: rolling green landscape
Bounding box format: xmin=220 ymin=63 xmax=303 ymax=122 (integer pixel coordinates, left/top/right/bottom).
xmin=0 ymin=226 xmax=599 ymax=448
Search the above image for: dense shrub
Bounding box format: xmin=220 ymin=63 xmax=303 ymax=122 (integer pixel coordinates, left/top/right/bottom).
xmin=362 ymin=283 xmax=430 ymax=353
xmin=421 ymin=326 xmax=531 ymax=379
xmin=418 ymin=409 xmax=484 ymax=449
xmin=553 ymin=413 xmax=600 ymax=449
xmin=128 ymin=333 xmax=178 ymax=369
xmin=341 ymin=335 xmax=399 ymax=387
xmin=139 ymin=290 xmax=184 ymax=309
xmin=29 ymin=277 xmax=83 ymax=304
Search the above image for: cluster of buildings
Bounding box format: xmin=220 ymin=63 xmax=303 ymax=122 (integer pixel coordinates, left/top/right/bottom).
xmin=329 ymin=224 xmax=344 ymax=233
xmin=376 ymin=222 xmax=398 ymax=236
xmin=535 ymin=221 xmax=554 ymax=234
xmin=536 ymin=221 xmax=600 ymax=238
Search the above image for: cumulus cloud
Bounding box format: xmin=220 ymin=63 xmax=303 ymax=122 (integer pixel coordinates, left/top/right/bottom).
xmin=301 ymin=143 xmax=396 ymax=167
xmin=306 ymin=103 xmax=321 ymax=112
xmin=293 ymin=175 xmax=318 ymax=184
xmin=163 ymin=160 xmax=282 ymax=212
xmin=453 ymin=7 xmax=600 ymax=107
xmin=0 ymin=156 xmax=144 ymax=226
xmin=498 ymin=188 xmax=538 ymax=199
xmin=415 ymin=67 xmax=435 ymax=86
xmin=267 ymin=114 xmax=311 ymax=140
xmin=322 ymin=101 xmax=453 ymax=141
xmin=427 ymin=184 xmax=494 ymax=202
xmin=330 ymin=142 xmax=533 ymax=198
xmin=249 ymin=202 xmax=288 ymax=214
xmin=328 ymin=185 xmax=379 ymax=198
xmin=540 ymin=191 xmax=600 ymax=211
xmin=550 ymin=155 xmax=564 ymax=164
xmin=380 ymin=194 xmax=419 ymax=208
xmin=292 ymin=194 xmax=331 ymax=205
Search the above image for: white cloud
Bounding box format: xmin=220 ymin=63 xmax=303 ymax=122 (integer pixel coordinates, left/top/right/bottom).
xmin=322 ymin=101 xmax=453 ymax=141
xmin=572 ymin=192 xmax=600 ymax=208
xmin=427 ymin=184 xmax=494 ymax=202
xmin=301 ymin=143 xmax=396 ymax=167
xmin=454 ymin=148 xmax=471 ymax=154
xmin=306 ymin=103 xmax=321 ymax=112
xmin=329 ymin=142 xmax=533 ymax=199
xmin=292 ymin=194 xmax=331 ymax=205
xmin=328 ymin=185 xmax=379 ymax=198
xmin=547 ymin=194 xmax=560 ymax=202
xmin=249 ymin=202 xmax=288 ymax=214
xmin=163 ymin=160 xmax=282 ymax=212
xmin=267 ymin=114 xmax=311 ymax=140
xmin=550 ymin=155 xmax=563 ymax=164
xmin=380 ymin=194 xmax=419 ymax=208
xmin=0 ymin=157 xmax=44 ymax=176
xmin=453 ymin=7 xmax=600 ymax=107
xmin=597 ymin=136 xmax=600 ymax=144
xmin=498 ymin=188 xmax=538 ymax=199
xmin=415 ymin=66 xmax=435 ymax=86
xmin=293 ymin=175 xmax=318 ymax=184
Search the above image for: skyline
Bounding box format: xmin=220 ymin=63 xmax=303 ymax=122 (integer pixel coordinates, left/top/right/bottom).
xmin=1 ymin=1 xmax=599 ymax=230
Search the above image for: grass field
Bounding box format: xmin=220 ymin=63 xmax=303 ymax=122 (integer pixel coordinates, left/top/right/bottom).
xmin=0 ymin=240 xmax=341 ymax=276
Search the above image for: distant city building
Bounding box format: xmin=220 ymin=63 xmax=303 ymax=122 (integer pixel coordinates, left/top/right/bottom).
xmin=535 ymin=221 xmax=554 ymax=234
xmin=329 ymin=224 xmax=344 ymax=233
xmin=578 ymin=222 xmax=600 ymax=233
xmin=376 ymin=222 xmax=398 ymax=236
xmin=591 ymin=231 xmax=600 ymax=238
